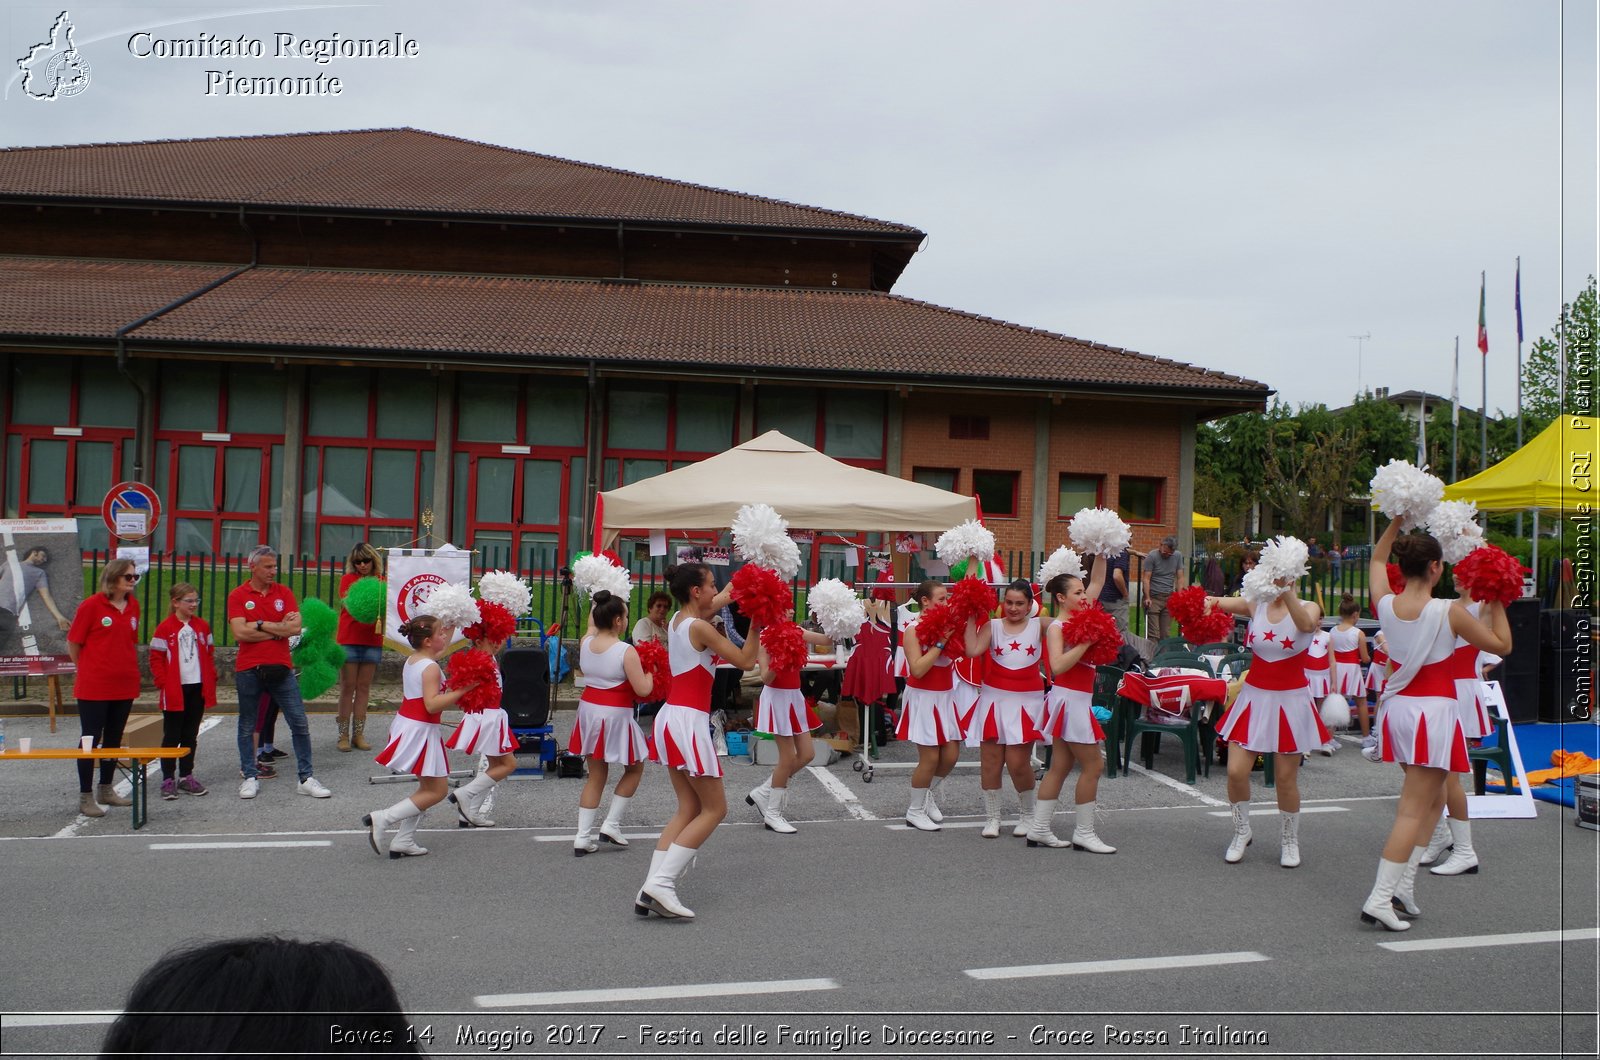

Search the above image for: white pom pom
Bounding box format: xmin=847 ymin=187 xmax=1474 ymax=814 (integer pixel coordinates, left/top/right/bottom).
xmin=1240 ymin=566 xmax=1283 ymax=607
xmin=1320 ymin=693 xmax=1351 ymax=730
xmin=1067 ymin=507 xmax=1132 ymax=558
xmin=572 ymin=554 xmax=632 ymax=601
xmin=1426 ymin=500 xmax=1487 ymax=565
xmin=1036 ymin=546 xmax=1085 ymax=587
xmin=1370 ymin=459 xmax=1445 ymax=527
xmin=416 ymin=581 xmax=479 ymax=630
xmin=1258 ymin=535 xmax=1309 ymax=582
xmin=732 ymin=504 xmax=802 ymax=580
xmin=934 ymin=520 xmax=996 ymax=568
xmin=808 ymin=579 xmax=867 ymax=642
xmin=476 ymin=570 xmax=532 ymax=617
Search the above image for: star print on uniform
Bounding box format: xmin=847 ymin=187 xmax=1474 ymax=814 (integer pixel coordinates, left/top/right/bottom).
xmin=1008 ymin=641 xmax=1022 ymax=652
xmin=1246 ymin=632 xmax=1256 ymax=644
xmin=992 ymin=646 xmax=1004 ymax=658
xmin=1262 ymin=631 xmax=1276 ymax=641
xmin=1025 ymin=645 xmax=1037 ymax=656
xmin=1282 ymin=638 xmax=1295 ymax=650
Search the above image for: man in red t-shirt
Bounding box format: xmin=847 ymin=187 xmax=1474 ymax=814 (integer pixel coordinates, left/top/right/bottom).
xmin=229 ymin=546 xmax=330 ymax=801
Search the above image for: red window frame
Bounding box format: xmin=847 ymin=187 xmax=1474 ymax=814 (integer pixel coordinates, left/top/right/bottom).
xmin=972 ymin=468 xmax=1020 ymax=519
xmin=1117 ymin=475 xmax=1165 ymax=524
xmin=912 ymin=467 xmax=960 ymax=493
xmin=949 ymin=415 xmax=990 ymax=440
xmin=1056 ymin=472 xmax=1105 ymax=519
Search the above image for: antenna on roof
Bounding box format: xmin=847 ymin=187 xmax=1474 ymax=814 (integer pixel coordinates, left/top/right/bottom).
xmin=1349 ymin=333 xmax=1371 ymax=396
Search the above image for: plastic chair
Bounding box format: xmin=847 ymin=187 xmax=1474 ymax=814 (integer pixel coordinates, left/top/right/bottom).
xmin=1151 ymin=651 xmax=1207 ymax=670
xmin=1123 ymin=682 xmax=1206 ymax=783
xmin=1154 ymin=636 xmax=1191 ymax=654
xmin=1216 ymin=652 xmax=1252 ymax=680
xmin=1094 ymin=665 xmax=1128 ymax=777
xmin=1195 ymin=641 xmax=1236 ymax=658
xmin=1469 ymin=714 xmax=1515 ymax=796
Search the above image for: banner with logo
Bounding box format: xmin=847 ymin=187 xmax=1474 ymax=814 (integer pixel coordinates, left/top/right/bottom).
xmin=0 ymin=519 xmax=83 ymax=676
xmin=384 ymin=546 xmax=472 ymax=650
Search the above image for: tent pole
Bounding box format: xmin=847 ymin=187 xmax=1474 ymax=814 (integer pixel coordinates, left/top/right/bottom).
xmin=1531 ymin=511 xmax=1539 ymax=596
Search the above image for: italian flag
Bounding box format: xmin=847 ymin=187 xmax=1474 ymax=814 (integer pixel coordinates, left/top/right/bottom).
xmin=1477 ymin=271 xmax=1488 ymax=355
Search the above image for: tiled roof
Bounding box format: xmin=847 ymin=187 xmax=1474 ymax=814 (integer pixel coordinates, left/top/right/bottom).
xmin=0 ymin=128 xmax=923 ymax=236
xmin=0 ymin=255 xmax=1269 ymax=401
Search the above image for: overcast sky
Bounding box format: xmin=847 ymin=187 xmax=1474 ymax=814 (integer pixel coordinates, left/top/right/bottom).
xmin=3 ymin=0 xmax=1594 ymax=414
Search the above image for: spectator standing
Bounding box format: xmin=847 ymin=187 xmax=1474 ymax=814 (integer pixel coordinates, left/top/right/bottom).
xmin=1140 ymin=536 xmax=1186 ymax=640
xmin=149 ymin=582 xmax=215 ymax=799
xmin=1093 ymin=551 xmax=1131 ymax=633
xmin=335 ymin=543 xmax=384 ymax=753
xmin=65 ymin=558 xmax=142 ymax=818
xmin=229 ymin=545 xmax=330 ymax=801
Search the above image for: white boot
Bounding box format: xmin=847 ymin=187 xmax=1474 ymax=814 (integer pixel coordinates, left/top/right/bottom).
xmin=1279 ymin=811 xmax=1301 ymax=868
xmin=925 ymin=776 xmax=945 ymax=823
xmin=1419 ymin=816 xmax=1452 ymax=865
xmin=1393 ymin=845 xmax=1425 ymax=917
xmin=362 ymin=797 xmax=421 ymax=857
xmin=1025 ymin=797 xmax=1068 ymax=848
xmin=1224 ymin=801 xmax=1253 ymax=863
xmin=745 ymin=777 xmax=772 ymax=817
xmin=762 ymin=787 xmax=798 ymax=834
xmin=1360 ymin=859 xmax=1412 ymax=931
xmin=638 ymin=843 xmax=697 ymax=919
xmin=1071 ymin=800 xmax=1117 ymax=854
xmin=981 ymin=789 xmax=1002 ymax=838
xmin=598 ymin=794 xmax=631 ymax=846
xmin=449 ymin=772 xmax=497 ymax=828
xmin=634 ymin=849 xmax=667 ymax=915
xmin=573 ymin=806 xmax=599 ymax=856
xmin=387 ymin=809 xmax=429 ymax=858
xmin=905 ymin=787 xmax=939 ymax=831
xmin=1430 ymin=818 xmax=1480 ymax=875
xmin=1012 ymin=789 xmax=1036 ymax=837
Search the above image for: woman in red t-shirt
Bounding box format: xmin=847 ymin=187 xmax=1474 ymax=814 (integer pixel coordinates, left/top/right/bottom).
xmin=335 ymin=543 xmax=385 ymax=753
xmin=66 ymin=558 xmax=142 ymax=818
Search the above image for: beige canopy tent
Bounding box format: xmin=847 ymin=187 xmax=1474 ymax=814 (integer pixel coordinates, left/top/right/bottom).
xmin=592 ymin=430 xmax=979 ymax=550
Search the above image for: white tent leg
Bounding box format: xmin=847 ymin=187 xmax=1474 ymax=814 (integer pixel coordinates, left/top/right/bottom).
xmin=1531 ymin=511 xmax=1539 ymax=596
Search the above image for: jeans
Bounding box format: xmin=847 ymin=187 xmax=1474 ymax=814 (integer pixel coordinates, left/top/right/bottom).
xmin=235 ymin=667 xmax=313 ymax=781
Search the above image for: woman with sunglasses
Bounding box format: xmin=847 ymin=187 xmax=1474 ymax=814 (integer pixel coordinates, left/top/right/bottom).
xmin=65 ymin=559 xmax=142 ymax=817
xmin=335 ymin=544 xmax=385 ymax=753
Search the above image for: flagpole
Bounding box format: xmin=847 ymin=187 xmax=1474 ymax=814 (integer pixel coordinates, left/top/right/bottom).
xmin=1478 ymin=270 xmax=1488 ymax=475
xmin=1515 ymin=256 xmax=1524 ymax=539
xmin=1451 ymin=337 xmax=1460 ymax=481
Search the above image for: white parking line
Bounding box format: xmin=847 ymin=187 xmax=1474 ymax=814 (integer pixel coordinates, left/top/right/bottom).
xmin=475 ymin=977 xmax=840 ymax=1008
xmin=2 ymin=1012 xmax=119 ymax=1028
xmin=1206 ymin=806 xmax=1351 ymax=817
xmin=1121 ymin=761 xmax=1228 ymax=807
xmin=966 ymin=950 xmax=1270 ymax=981
xmin=1378 ymin=928 xmax=1600 ymax=953
xmin=148 ymin=840 xmax=332 ymax=850
xmin=806 ymin=765 xmax=879 ymax=820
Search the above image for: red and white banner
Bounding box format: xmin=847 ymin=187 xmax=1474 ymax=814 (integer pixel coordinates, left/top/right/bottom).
xmin=383 ymin=546 xmax=471 ymax=649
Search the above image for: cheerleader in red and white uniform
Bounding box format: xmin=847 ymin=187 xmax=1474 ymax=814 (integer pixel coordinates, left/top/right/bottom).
xmin=570 ymin=590 xmax=656 ymax=856
xmin=896 ymin=580 xmax=962 ymax=831
xmin=1329 ymin=595 xmax=1370 ymax=701
xmin=1305 ymin=628 xmax=1338 ymax=755
xmin=1205 ymin=585 xmax=1326 ymax=866
xmin=444 ymin=602 xmax=519 ymax=828
xmin=963 ymin=579 xmax=1047 ymax=839
xmin=1029 ymin=560 xmax=1113 ymax=851
xmin=1419 ymin=597 xmax=1494 ymax=877
xmin=362 ymin=615 xmax=479 ymax=859
xmin=1358 ymin=523 xmax=1509 ymax=931
xmin=747 ymin=626 xmax=834 ymax=834
xmin=635 ymin=563 xmax=763 ymax=920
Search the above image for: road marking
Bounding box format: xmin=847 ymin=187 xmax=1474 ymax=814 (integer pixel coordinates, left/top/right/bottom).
xmin=1378 ymin=928 xmax=1600 ymax=953
xmin=475 ymin=977 xmax=840 ymax=1008
xmin=845 ymin=760 xmax=981 ymax=770
xmin=1206 ymin=806 xmax=1351 ymax=817
xmin=2 ymin=1012 xmax=120 ymax=1028
xmin=884 ymin=819 xmax=994 ymax=831
xmin=149 ymin=840 xmax=332 ymax=850
xmin=534 ymin=832 xmax=661 ymax=843
xmin=1122 ymin=761 xmax=1229 ymax=806
xmin=966 ymin=950 xmax=1270 ymax=981
xmin=52 ymin=717 xmax=224 ymax=839
xmin=806 ymin=765 xmax=879 ymax=820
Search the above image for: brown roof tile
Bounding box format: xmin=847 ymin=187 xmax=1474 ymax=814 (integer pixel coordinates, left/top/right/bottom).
xmin=0 ymin=255 xmax=1269 ymax=400
xmin=0 ymin=128 xmax=923 ymax=236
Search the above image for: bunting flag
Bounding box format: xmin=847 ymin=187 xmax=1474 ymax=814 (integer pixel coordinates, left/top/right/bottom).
xmin=1514 ymin=258 xmax=1523 ymax=343
xmin=1477 ymin=271 xmax=1489 ymax=355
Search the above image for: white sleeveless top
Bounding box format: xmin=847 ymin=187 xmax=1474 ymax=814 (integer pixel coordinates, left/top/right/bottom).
xmin=1377 ymin=596 xmax=1455 ymax=667
xmin=1329 ymin=625 xmax=1361 ymax=654
xmin=1245 ymin=603 xmax=1310 ymax=661
xmin=580 ymin=636 xmax=629 ymax=690
xmin=986 ymin=617 xmax=1042 ymax=676
xmin=402 ymin=655 xmax=437 ymax=699
xmin=669 ymin=612 xmax=714 ymax=677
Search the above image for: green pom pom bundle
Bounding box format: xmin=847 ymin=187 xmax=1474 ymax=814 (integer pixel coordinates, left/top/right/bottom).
xmin=342 ymin=576 xmax=385 ymax=623
xmin=298 ymin=598 xmax=339 ymax=642
xmin=292 ymin=598 xmax=354 ymax=700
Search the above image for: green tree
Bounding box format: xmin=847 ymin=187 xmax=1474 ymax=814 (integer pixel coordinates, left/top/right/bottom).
xmin=1520 ymin=274 xmax=1597 ymax=430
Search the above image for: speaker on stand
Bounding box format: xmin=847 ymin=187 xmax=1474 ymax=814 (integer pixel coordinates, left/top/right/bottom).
xmin=500 ymin=645 xmax=556 ymax=773
xmin=1487 ymin=599 xmax=1541 ymax=724
xmin=1539 ymin=608 xmax=1594 ymax=724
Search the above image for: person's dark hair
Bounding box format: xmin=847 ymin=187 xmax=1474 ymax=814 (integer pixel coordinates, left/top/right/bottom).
xmin=646 ymin=590 xmax=672 ymax=611
xmin=1391 ymin=533 xmax=1443 ymax=580
xmin=24 ymin=546 xmax=48 ymax=562
xmin=1044 ymin=572 xmax=1081 ymax=603
xmin=912 ymin=579 xmax=942 ymax=605
xmin=1339 ymin=593 xmax=1361 ymax=618
xmin=666 ymin=563 xmax=711 ymax=604
xmin=1003 ymin=578 xmax=1034 ymax=603
xmin=1242 ymin=550 xmax=1260 ymax=569
xmin=396 ymin=614 xmax=441 ymax=648
xmin=99 ymin=936 xmax=418 ymax=1057
xmin=591 ymin=589 xmax=627 ymax=630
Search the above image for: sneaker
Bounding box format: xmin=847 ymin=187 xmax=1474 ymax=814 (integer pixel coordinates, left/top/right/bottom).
xmin=160 ymin=778 xmax=178 ymax=800
xmin=1315 ymin=740 xmax=1335 ymax=757
xmin=297 ymin=776 xmax=332 ymax=799
xmin=1361 ymin=736 xmax=1381 ymax=763
xmin=265 ymin=747 xmax=290 ymax=760
xmin=255 ymin=761 xmax=279 ymax=779
xmin=178 ymin=775 xmax=208 ymax=797
xmin=239 ymin=777 xmax=259 ymax=800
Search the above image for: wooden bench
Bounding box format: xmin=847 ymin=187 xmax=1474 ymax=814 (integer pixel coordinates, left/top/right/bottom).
xmin=0 ymin=747 xmax=188 ymax=829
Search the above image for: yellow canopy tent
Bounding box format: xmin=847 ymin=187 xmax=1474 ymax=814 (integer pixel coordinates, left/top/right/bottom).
xmin=1192 ymin=512 xmax=1222 ymax=530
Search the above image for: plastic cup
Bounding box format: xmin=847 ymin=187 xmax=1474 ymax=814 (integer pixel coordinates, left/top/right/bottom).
xmin=80 ymin=736 xmax=95 ymax=752
xmin=17 ymin=738 xmax=31 ymax=754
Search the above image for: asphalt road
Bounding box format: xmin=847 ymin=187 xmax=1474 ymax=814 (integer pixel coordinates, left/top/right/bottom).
xmin=1 ymin=712 xmax=1595 ymax=1059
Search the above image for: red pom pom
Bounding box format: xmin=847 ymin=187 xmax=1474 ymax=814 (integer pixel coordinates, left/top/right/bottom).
xmin=600 ymin=549 xmax=622 ymax=567
xmin=1060 ymin=602 xmax=1123 ymax=666
xmin=1452 ymin=545 xmax=1528 ymax=607
xmin=730 ymin=564 xmax=794 ymax=627
xmin=632 ymin=640 xmax=672 ymax=702
xmin=870 ymin=570 xmax=897 ymax=603
xmin=1182 ymin=609 xmax=1235 ymax=645
xmin=1386 ymin=563 xmax=1406 ymax=595
xmin=445 ymin=648 xmax=500 ymax=713
xmin=911 ymin=601 xmax=960 ymax=652
xmin=948 ymin=577 xmax=998 ymax=626
xmin=761 ymin=621 xmax=808 ymax=673
xmin=462 ymin=600 xmax=516 ymax=644
xmin=1166 ymin=586 xmax=1210 ymax=626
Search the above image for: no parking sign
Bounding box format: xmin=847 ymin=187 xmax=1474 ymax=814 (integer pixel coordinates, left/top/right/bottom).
xmin=102 ymin=482 xmax=161 ymax=541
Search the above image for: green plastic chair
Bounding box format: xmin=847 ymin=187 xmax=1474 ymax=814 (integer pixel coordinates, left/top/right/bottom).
xmin=1195 ymin=641 xmax=1236 ymax=658
xmin=1094 ymin=665 xmax=1128 ymax=777
xmin=1151 ymin=651 xmax=1207 ymax=670
xmin=1154 ymin=636 xmax=1191 ymax=654
xmin=1469 ymin=714 xmax=1515 ymax=795
xmin=1123 ymin=678 xmax=1207 ymax=783
xmin=1216 ymin=652 xmax=1252 ymax=680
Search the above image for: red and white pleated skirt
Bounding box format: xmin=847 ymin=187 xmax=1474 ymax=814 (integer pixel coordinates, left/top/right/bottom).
xmin=1041 ymin=686 xmax=1105 ymax=745
xmin=1378 ymin=693 xmax=1470 ymax=771
xmin=1305 ymin=666 xmax=1332 ymax=699
xmin=375 ymin=714 xmax=450 ymax=778
xmin=569 ymin=701 xmax=649 ymax=764
xmin=651 ymin=704 xmax=722 ymax=778
xmin=895 ymin=685 xmax=962 ymax=746
xmin=964 ymin=687 xmax=1045 ymax=747
xmin=1215 ymin=683 xmax=1328 ymax=755
xmin=1333 ymin=662 xmax=1365 ymax=697
xmin=755 ymin=686 xmax=821 ymax=737
xmin=1455 ymin=678 xmax=1494 ymax=740
xmin=447 ymin=707 xmax=518 ymax=756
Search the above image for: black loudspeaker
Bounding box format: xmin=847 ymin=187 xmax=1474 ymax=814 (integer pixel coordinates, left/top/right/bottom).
xmin=1488 ymin=599 xmax=1541 ymax=724
xmin=499 ymin=646 xmax=552 ymax=728
xmin=1539 ymin=609 xmax=1594 ymax=723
